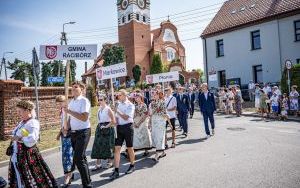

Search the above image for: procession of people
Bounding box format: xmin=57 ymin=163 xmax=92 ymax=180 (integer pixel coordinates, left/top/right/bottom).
xmin=6 ymin=80 xmax=299 ymax=188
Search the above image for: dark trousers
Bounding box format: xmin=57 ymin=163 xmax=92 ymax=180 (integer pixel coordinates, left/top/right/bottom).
xmin=71 ymin=128 xmax=92 ymax=188
xmin=202 ymin=111 xmax=215 ymax=135
xmin=190 ymin=103 xmax=195 ymax=117
xmin=178 ymin=112 xmax=188 ymax=133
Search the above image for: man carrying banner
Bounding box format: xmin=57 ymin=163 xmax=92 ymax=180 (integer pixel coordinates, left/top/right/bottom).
xmin=110 ymin=89 xmax=136 ymax=180
xmin=64 ymin=81 xmax=92 ymax=188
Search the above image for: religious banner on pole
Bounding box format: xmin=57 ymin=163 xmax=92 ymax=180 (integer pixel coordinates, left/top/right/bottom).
xmin=96 ymin=62 xmax=127 ymax=80
xmin=39 ymin=44 xmax=97 ymax=60
xmin=146 ymin=71 xmax=179 ymax=84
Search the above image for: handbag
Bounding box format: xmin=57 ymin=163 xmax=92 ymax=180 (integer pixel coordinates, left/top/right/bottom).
xmin=6 ymin=142 xmax=13 ymax=156
xmin=6 ymin=120 xmax=29 ymax=156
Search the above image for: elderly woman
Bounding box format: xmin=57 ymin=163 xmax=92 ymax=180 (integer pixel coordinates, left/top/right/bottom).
xmin=91 ymin=94 xmax=116 ymax=170
xmin=290 ymin=85 xmax=299 ymax=117
xmin=149 ymin=90 xmax=169 ymax=162
xmin=8 ymin=100 xmax=57 ymax=188
xmin=55 ymin=95 xmax=74 ymax=187
xmin=133 ymin=93 xmax=152 ymax=156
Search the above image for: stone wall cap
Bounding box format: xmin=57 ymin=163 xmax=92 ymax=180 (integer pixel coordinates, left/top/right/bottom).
xmin=0 ymin=79 xmax=24 ymax=84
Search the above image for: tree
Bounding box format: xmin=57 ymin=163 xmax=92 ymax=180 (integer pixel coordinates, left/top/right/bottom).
xmin=162 ymin=62 xmax=169 ymax=73
xmin=132 ymin=65 xmax=141 ymax=83
xmin=103 ymin=45 xmax=125 ymax=66
xmin=7 ymin=58 xmax=34 ymax=86
xmin=195 ymin=69 xmax=204 ymax=78
xmin=41 ymin=62 xmax=52 ymax=86
xmin=51 ymin=60 xmax=64 ymax=77
xmin=150 ymin=54 xmax=163 ymax=74
xmin=179 ymin=74 xmax=185 ymax=85
xmin=70 ymin=60 xmax=76 ymax=83
xmin=281 ymin=64 xmax=300 ymax=94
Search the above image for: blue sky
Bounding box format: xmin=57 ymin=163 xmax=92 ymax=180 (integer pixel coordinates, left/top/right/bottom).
xmin=0 ymin=0 xmax=224 ymax=80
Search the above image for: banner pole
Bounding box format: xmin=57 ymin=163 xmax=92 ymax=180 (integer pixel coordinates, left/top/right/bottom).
xmin=111 ymin=78 xmax=115 ymax=106
xmin=63 ymin=60 xmax=70 ymax=135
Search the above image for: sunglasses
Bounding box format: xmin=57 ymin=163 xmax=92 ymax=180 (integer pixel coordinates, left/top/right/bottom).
xmin=98 ymin=99 xmax=104 ymax=101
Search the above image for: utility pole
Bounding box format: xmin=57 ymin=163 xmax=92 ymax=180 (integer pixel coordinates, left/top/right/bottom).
xmin=61 ymin=21 xmax=75 ymax=136
xmin=0 ymin=52 xmax=13 ymax=80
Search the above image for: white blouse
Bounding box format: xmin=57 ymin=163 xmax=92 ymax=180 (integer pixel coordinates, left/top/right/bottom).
xmin=98 ymin=106 xmax=112 ymax=123
xmin=12 ymin=119 xmax=40 ymax=163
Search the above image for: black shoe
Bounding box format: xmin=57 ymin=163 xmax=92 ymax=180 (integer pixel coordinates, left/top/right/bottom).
xmin=125 ymin=165 xmax=135 ymax=174
xmin=109 ymin=171 xmax=119 ymax=180
xmin=165 ymin=144 xmax=169 ymax=149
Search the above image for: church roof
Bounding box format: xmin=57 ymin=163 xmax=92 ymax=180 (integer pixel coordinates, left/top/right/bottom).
xmin=201 ymin=0 xmax=300 ymax=38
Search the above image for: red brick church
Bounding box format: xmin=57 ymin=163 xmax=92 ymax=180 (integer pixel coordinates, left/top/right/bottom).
xmin=82 ymin=0 xmax=199 ymax=86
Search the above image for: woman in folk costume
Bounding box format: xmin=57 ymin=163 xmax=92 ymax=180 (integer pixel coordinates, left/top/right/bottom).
xmin=149 ymin=90 xmax=170 ymax=162
xmin=55 ymin=95 xmax=74 ymax=187
xmin=8 ymin=100 xmax=57 ymax=188
xmin=233 ymin=86 xmax=242 ymax=117
xmin=133 ymin=93 xmax=152 ymax=156
xmin=91 ymin=94 xmax=116 ymax=170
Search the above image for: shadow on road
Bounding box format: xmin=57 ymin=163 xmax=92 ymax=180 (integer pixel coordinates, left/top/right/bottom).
xmin=177 ymin=138 xmax=207 ymax=145
xmin=56 ymin=150 xmax=158 ymax=187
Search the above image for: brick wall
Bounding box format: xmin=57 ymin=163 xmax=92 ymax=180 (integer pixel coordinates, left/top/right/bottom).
xmin=0 ymin=80 xmax=71 ymax=140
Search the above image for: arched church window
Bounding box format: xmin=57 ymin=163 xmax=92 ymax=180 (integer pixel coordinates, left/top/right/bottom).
xmin=143 ymin=15 xmax=146 ymax=22
xmin=166 ymin=47 xmax=176 ymax=62
xmin=128 ymin=14 xmax=131 ymax=21
xmin=122 ymin=16 xmax=126 ymax=23
xmin=136 ymin=14 xmax=140 ymax=21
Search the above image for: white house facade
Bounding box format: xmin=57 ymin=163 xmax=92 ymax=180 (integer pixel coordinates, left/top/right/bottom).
xmin=201 ymin=0 xmax=300 ymax=88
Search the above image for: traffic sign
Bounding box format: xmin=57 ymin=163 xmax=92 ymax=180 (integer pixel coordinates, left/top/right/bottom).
xmin=47 ymin=77 xmax=65 ymax=83
xmin=285 ymin=60 xmax=293 ymax=70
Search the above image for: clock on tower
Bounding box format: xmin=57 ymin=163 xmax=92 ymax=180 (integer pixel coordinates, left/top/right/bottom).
xmin=117 ymin=0 xmax=151 ymax=80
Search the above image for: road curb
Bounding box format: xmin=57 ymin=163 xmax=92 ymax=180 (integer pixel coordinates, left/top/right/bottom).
xmin=0 ymin=146 xmax=61 ymax=168
xmin=241 ymin=113 xmax=300 ymax=123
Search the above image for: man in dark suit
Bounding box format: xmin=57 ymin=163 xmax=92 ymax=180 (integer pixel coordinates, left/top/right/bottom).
xmin=176 ymin=86 xmax=190 ymax=137
xmin=198 ymin=83 xmax=216 ymax=138
xmin=187 ymin=87 xmax=196 ymax=119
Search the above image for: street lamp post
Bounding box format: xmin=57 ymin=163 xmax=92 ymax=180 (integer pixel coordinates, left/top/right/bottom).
xmin=1 ymin=51 xmax=13 ymax=80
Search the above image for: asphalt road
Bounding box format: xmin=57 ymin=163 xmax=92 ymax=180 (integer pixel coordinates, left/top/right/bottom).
xmin=1 ymin=112 xmax=300 ymax=188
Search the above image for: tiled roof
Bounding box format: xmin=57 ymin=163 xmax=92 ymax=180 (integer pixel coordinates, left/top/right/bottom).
xmin=201 ymin=0 xmax=300 ymax=38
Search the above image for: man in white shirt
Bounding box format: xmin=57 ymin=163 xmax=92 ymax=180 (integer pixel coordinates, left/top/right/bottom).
xmin=110 ymin=89 xmax=136 ymax=180
xmin=64 ymin=81 xmax=92 ymax=188
xmin=248 ymin=80 xmax=255 ymax=101
xmin=164 ymin=87 xmax=177 ymax=148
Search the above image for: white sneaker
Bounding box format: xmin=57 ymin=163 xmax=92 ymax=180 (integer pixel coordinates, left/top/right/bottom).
xmin=212 ymin=129 xmax=215 ymax=135
xmin=206 ymin=135 xmax=211 ymax=139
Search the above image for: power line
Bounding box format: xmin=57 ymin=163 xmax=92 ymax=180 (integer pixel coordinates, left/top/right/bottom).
xmin=8 ymin=1 xmax=224 ymax=61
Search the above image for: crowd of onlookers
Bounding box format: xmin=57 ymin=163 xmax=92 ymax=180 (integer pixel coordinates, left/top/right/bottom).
xmin=252 ymin=83 xmax=299 ymax=120
xmin=212 ymin=81 xmax=299 ymax=121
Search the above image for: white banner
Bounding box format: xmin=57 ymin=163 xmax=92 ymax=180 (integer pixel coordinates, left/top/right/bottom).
xmin=146 ymin=71 xmax=179 ymax=84
xmin=209 ymin=74 xmax=217 ymax=82
xmin=96 ymin=63 xmax=127 ymax=80
xmin=39 ymin=44 xmax=97 ymax=60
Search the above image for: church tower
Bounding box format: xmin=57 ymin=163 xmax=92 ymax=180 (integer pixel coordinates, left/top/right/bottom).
xmin=117 ymin=0 xmax=151 ymax=80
